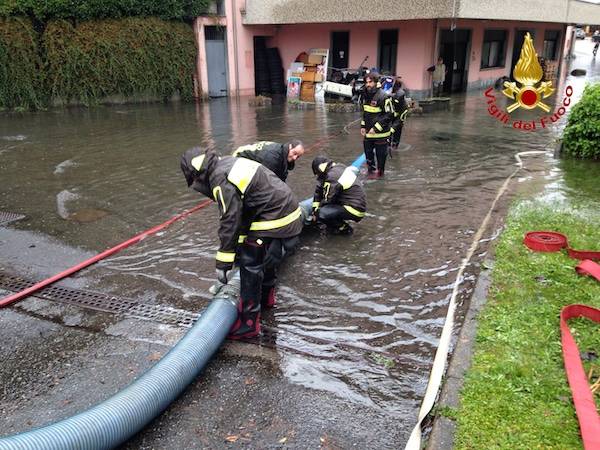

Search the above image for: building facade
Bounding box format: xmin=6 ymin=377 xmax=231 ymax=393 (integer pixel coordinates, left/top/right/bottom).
xmin=194 ymin=0 xmax=600 ymax=98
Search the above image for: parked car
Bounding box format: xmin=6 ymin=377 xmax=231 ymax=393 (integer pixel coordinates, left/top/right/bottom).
xmin=575 ymin=28 xmax=586 ymax=39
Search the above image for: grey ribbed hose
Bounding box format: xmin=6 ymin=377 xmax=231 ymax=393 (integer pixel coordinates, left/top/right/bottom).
xmin=0 ymin=276 xmax=240 ymax=450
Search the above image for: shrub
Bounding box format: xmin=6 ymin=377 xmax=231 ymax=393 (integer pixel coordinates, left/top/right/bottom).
xmin=0 ymin=17 xmax=44 ymax=109
xmin=0 ymin=0 xmax=210 ymax=22
xmin=43 ymin=18 xmax=196 ymax=105
xmin=562 ymin=83 xmax=600 ymax=159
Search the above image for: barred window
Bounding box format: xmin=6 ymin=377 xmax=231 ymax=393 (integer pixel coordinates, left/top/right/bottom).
xmin=481 ymin=30 xmax=507 ymax=69
xmin=543 ymin=30 xmax=560 ymax=60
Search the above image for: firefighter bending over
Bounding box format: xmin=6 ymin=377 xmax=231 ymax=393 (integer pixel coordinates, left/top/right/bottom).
xmin=181 ymin=147 xmax=302 ymax=339
xmin=310 ymin=156 xmax=367 ymax=235
xmin=233 ymin=140 xmax=305 ymax=182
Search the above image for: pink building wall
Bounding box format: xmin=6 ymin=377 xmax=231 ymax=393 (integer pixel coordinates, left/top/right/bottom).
xmin=201 ymin=8 xmax=568 ymax=97
xmin=225 ymin=0 xmax=276 ymax=96
xmin=267 ymin=20 xmax=437 ymax=93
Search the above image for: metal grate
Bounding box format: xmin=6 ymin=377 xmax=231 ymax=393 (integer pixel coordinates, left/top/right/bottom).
xmin=0 ymin=272 xmax=201 ymax=326
xmin=0 ymin=211 xmax=25 ymax=226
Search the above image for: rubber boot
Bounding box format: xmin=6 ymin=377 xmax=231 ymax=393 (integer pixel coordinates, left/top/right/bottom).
xmin=261 ymin=287 xmax=276 ymax=308
xmin=227 ymin=297 xmax=261 ymax=340
xmin=330 ymin=222 xmax=353 ymax=235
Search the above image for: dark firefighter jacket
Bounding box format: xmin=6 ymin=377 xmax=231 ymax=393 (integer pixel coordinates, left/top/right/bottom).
xmin=233 ymin=141 xmax=293 ymax=182
xmin=180 ymin=147 xmax=303 ymax=270
xmin=391 ymin=88 xmax=408 ymax=133
xmin=358 ymin=87 xmax=394 ymax=140
xmin=312 ymin=160 xmax=367 ymax=219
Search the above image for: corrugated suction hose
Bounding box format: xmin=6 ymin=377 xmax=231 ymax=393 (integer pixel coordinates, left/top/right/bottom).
xmin=0 ymin=274 xmax=240 ymax=450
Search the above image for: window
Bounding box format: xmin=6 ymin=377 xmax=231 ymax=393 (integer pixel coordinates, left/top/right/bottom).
xmin=378 ymin=29 xmax=398 ymax=75
xmin=543 ymin=30 xmax=560 ymax=60
xmin=481 ymin=30 xmax=507 ymax=69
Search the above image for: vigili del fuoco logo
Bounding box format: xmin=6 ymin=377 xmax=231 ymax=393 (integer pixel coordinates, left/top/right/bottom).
xmin=484 ymin=32 xmax=573 ymax=131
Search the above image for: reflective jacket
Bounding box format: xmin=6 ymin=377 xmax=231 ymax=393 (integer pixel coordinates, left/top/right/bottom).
xmin=312 ymin=160 xmax=367 ymax=219
xmin=359 ymin=87 xmax=394 ymax=140
xmin=391 ymin=88 xmax=408 ymax=133
xmin=233 ymin=141 xmax=293 ymax=182
xmin=181 ymin=148 xmax=303 ymax=270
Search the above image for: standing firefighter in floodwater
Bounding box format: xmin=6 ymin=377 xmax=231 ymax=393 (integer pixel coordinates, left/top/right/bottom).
xmin=390 ymin=77 xmax=409 ymax=150
xmin=311 ymin=156 xmax=367 ymax=235
xmin=180 ymin=147 xmax=302 ymax=339
xmin=356 ymin=73 xmax=395 ymax=178
xmin=233 ymin=140 xmax=305 ymax=182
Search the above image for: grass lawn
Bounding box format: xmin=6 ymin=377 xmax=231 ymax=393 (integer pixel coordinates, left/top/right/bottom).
xmin=453 ymin=200 xmax=600 ymax=449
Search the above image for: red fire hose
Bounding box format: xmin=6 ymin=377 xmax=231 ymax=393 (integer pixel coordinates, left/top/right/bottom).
xmin=0 ymin=199 xmax=213 ymax=308
xmin=560 ymin=305 xmax=600 ymax=450
xmin=524 ymin=231 xmax=600 ymax=449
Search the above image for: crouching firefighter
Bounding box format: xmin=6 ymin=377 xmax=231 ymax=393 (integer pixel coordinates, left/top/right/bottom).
xmin=233 ymin=140 xmax=305 ymax=182
xmin=311 ymin=156 xmax=367 ymax=235
xmin=180 ymin=147 xmax=303 ymax=339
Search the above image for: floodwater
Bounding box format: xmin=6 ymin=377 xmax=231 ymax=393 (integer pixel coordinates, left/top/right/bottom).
xmin=1 ymin=39 xmax=599 ymax=443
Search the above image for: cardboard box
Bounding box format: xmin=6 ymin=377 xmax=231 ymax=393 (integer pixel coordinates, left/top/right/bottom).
xmin=303 ymin=64 xmax=317 ymax=72
xmin=300 ymin=71 xmax=316 ymax=82
xmin=314 ymin=73 xmax=324 ymax=82
xmin=308 ymin=54 xmax=323 ymax=65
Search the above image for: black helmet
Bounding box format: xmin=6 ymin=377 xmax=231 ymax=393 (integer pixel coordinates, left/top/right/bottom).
xmin=312 ymin=156 xmax=332 ymax=175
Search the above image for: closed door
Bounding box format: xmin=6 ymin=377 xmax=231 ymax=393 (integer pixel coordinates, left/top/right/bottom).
xmin=205 ymin=26 xmax=228 ymax=97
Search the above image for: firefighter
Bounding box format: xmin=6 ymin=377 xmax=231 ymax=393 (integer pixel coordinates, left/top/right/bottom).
xmin=232 ymin=140 xmax=304 ymax=182
xmin=311 ymin=156 xmax=367 ymax=235
xmin=390 ymin=77 xmax=409 ymax=150
xmin=356 ymin=73 xmax=395 ymax=178
xmin=180 ymin=147 xmax=303 ymax=339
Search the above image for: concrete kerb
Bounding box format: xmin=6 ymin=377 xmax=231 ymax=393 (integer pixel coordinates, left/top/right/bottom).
xmin=425 ymin=261 xmax=494 ymax=450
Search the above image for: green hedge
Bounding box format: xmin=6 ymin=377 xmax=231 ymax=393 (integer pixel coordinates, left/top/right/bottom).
xmin=562 ymin=83 xmax=600 ymax=159
xmin=43 ymin=18 xmax=196 ymax=105
xmin=0 ymin=0 xmax=210 ymax=22
xmin=0 ymin=17 xmax=44 ymax=110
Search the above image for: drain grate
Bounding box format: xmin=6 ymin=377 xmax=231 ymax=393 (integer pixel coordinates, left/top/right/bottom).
xmin=0 ymin=211 xmax=25 ymax=226
xmin=0 ymin=272 xmax=201 ymax=326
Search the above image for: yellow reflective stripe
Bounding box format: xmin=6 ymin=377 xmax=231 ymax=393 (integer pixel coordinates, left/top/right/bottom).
xmin=366 ymin=131 xmax=391 ymax=138
xmin=227 ymin=158 xmax=261 ymax=194
xmin=238 ymin=234 xmax=247 ymax=244
xmin=323 ymin=182 xmax=331 ymax=200
xmin=374 ymin=122 xmax=383 ymax=131
xmin=249 ymin=207 xmax=302 ymax=231
xmin=338 ymin=167 xmax=357 ymax=190
xmin=385 ymin=97 xmax=394 ymax=113
xmin=318 ymin=162 xmax=328 ymax=173
xmin=232 ymin=141 xmax=276 ymax=156
xmin=400 ymin=109 xmax=408 ymax=121
xmin=212 ymin=186 xmax=226 ymax=214
xmin=190 ymin=155 xmax=205 ymax=171
xmin=216 ymin=251 xmax=235 ymax=263
xmin=360 ymin=120 xmax=365 ymax=126
xmin=312 ymin=201 xmax=320 ymax=208
xmin=344 ymin=205 xmax=365 ymax=218
xmin=391 ymin=127 xmax=396 ymax=133
xmin=363 ymin=105 xmax=382 ymax=113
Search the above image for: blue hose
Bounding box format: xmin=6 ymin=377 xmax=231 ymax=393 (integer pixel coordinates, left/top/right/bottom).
xmin=0 ymin=279 xmax=239 ymax=450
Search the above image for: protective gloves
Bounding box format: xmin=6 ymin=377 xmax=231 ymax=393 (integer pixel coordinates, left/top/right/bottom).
xmin=216 ymin=268 xmax=230 ymax=285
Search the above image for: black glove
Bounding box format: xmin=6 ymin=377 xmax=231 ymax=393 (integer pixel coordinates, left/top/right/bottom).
xmin=216 ymin=268 xmax=230 ymax=285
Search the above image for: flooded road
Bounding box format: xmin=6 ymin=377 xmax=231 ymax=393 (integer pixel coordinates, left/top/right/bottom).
xmin=1 ymin=39 xmax=599 ymax=446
